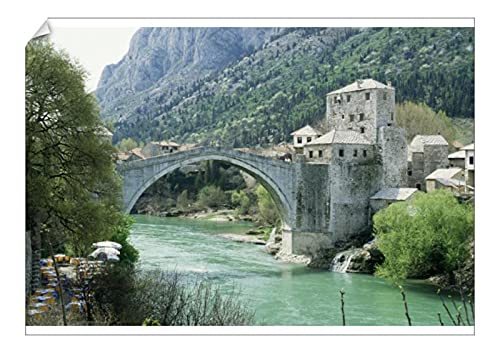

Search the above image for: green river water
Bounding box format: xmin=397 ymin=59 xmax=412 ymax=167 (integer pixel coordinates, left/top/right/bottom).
xmin=130 ymin=215 xmax=470 ymax=326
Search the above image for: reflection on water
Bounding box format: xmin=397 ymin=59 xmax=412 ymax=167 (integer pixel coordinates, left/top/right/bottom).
xmin=130 ymin=215 xmax=469 ymax=326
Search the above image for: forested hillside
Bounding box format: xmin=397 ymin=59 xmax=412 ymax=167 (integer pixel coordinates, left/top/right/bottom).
xmin=97 ymin=27 xmax=474 ymax=147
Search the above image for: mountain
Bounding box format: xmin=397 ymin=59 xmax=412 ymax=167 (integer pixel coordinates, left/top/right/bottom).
xmin=96 ymin=27 xmax=474 ymax=147
xmin=96 ymin=27 xmax=278 ymax=120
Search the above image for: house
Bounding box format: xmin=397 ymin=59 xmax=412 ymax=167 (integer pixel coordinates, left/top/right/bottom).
xmin=303 ymin=129 xmax=372 ymax=162
xmin=448 ymin=150 xmax=466 ymax=169
xmin=462 ymin=143 xmax=474 ymax=187
xmin=370 ymin=187 xmax=419 ymax=214
xmin=407 ymin=135 xmax=449 ymax=191
xmin=142 ymin=141 xmax=181 ymax=157
xmin=425 ymin=167 xmax=465 ymax=194
xmin=116 ymin=147 xmax=146 ymax=164
xmin=290 ymin=125 xmax=321 ymax=153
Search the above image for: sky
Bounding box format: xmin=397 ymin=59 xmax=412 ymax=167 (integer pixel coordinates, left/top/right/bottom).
xmin=49 ymin=25 xmax=138 ymax=92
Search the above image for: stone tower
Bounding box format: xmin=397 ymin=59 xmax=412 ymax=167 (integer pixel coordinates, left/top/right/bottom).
xmin=325 ymin=79 xmax=407 ymax=188
xmin=326 ymin=78 xmax=396 ymax=144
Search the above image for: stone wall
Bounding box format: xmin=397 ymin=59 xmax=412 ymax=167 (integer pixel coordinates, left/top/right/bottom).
xmin=328 ymin=158 xmax=384 ymax=242
xmin=378 ymin=126 xmax=408 ymax=187
xmin=303 ymin=144 xmax=333 ymax=162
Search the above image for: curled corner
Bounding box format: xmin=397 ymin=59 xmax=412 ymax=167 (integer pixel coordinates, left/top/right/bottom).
xmin=32 ymin=20 xmax=51 ymax=40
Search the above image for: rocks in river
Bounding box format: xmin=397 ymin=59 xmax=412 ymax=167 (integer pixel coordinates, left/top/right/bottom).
xmin=275 ymin=249 xmax=311 ymax=265
xmin=265 ymin=242 xmax=281 ymax=255
xmin=217 ymin=233 xmax=266 ymax=245
xmin=245 ymin=229 xmax=264 ymax=235
xmin=329 ymin=241 xmax=384 ymax=274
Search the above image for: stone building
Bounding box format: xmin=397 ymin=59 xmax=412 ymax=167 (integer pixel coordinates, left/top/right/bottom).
xmin=462 ymin=143 xmax=475 ymax=187
xmin=283 ymin=78 xmax=409 ymax=255
xmin=448 ymin=149 xmax=466 ymax=169
xmin=425 ymin=167 xmax=465 ymax=194
xmin=407 ymin=135 xmax=449 ymax=191
xmin=326 ymin=79 xmax=396 ymax=144
xmin=142 ymin=141 xmax=180 ymax=157
xmin=290 ymin=125 xmax=321 ymax=154
xmin=303 ymin=129 xmax=373 ymax=163
xmin=369 ymin=187 xmax=418 ymax=214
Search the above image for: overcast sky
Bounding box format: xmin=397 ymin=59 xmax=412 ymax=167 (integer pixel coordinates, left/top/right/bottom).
xmin=49 ymin=25 xmax=139 ymax=92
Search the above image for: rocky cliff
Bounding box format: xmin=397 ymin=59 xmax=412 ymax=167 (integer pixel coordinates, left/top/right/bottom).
xmin=96 ymin=27 xmax=277 ymax=121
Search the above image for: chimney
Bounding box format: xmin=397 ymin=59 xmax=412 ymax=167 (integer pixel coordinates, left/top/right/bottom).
xmin=356 ymin=79 xmax=363 ymax=88
xmin=387 ymin=81 xmax=392 ymax=87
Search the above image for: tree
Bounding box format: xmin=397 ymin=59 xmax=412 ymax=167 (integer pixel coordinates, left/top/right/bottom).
xmin=373 ymin=190 xmax=474 ymax=283
xmin=197 ymin=185 xmax=226 ymax=209
xmin=255 ymin=185 xmax=280 ymax=226
xmin=396 ymin=101 xmax=456 ymax=145
xmin=117 ymin=137 xmax=139 ymax=152
xmin=26 ymin=40 xmax=136 ymax=264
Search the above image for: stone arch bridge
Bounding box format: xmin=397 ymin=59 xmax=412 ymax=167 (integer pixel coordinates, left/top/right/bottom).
xmin=117 ymin=147 xmax=386 ymax=258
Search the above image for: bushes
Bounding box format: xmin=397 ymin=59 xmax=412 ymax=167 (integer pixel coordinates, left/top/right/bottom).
xmin=374 ymin=190 xmax=473 ymax=283
xmin=231 ymin=190 xmax=251 ymax=215
xmin=197 ymin=185 xmax=227 ymax=209
xmin=91 ymin=268 xmax=255 ymax=326
xmin=256 ymin=185 xmax=280 ymax=226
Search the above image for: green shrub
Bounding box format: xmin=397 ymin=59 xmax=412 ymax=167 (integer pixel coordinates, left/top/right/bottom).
xmin=256 ymin=185 xmax=280 ymax=226
xmin=197 ymin=185 xmax=226 ymax=209
xmin=374 ymin=190 xmax=473 ymax=283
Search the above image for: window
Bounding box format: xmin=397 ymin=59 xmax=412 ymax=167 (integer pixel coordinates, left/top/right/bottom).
xmin=387 ymin=123 xmax=392 ymax=127
xmin=391 ymin=112 xmax=394 ymax=121
xmin=353 ymin=149 xmax=358 ymax=157
xmin=341 ymin=114 xmax=345 ymax=120
xmin=365 ymin=92 xmax=370 ymax=100
xmin=363 ymin=150 xmax=367 ymax=157
xmin=347 ymin=95 xmax=351 ymax=102
xmin=339 ymin=149 xmax=344 ymax=157
xmin=319 ymin=150 xmax=323 ymax=158
xmin=307 ymin=136 xmax=312 ymax=143
xmin=383 ymin=92 xmax=387 ymax=100
xmin=349 ymin=114 xmax=355 ymax=122
xmin=469 ymin=156 xmax=474 ymax=165
xmin=359 ymin=113 xmax=364 ymax=121
xmin=416 ymin=183 xmax=422 ymax=191
xmin=297 ymin=137 xmax=302 ymax=144
xmin=360 ymin=127 xmax=365 ymax=134
xmin=334 ymin=96 xmax=338 ymax=104
xmin=309 ymin=151 xmax=313 ymax=158
xmin=408 ymin=170 xmax=412 ymax=176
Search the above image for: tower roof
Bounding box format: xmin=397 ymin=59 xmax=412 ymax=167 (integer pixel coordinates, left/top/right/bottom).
xmin=327 ymin=79 xmax=394 ymax=95
xmin=290 ymin=125 xmax=321 ymax=136
xmin=306 ymin=129 xmax=371 ymax=145
xmin=409 ymin=135 xmax=449 ymax=153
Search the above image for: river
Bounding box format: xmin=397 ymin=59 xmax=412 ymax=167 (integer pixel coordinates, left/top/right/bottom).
xmin=129 ymin=215 xmax=469 ymax=326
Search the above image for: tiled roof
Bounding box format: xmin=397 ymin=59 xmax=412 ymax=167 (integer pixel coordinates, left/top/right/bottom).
xmin=425 ymin=168 xmax=463 ymax=180
xmin=434 ymin=178 xmax=465 ymax=188
xmin=130 ymin=147 xmax=146 ymax=159
xmin=370 ymin=188 xmax=418 ymax=201
xmin=461 ymin=143 xmax=474 ymax=151
xmin=307 ymin=129 xmax=371 ymax=145
xmin=153 ymin=141 xmax=180 ymax=147
xmin=410 ymin=135 xmax=449 ymax=152
xmin=448 ymin=150 xmax=466 ymax=159
xmin=290 ymin=125 xmax=321 ymax=136
xmin=327 ymin=79 xmax=394 ymax=95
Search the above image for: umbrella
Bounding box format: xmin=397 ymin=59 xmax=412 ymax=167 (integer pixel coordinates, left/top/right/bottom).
xmin=92 ymin=241 xmax=122 ymax=250
xmin=89 ymin=247 xmax=120 ymax=260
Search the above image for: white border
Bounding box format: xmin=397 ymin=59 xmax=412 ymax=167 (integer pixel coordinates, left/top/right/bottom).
xmin=48 ymin=18 xmax=474 ymax=28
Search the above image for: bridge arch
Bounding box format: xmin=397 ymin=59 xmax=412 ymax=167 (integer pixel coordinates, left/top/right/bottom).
xmin=120 ymin=149 xmax=295 ymax=229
